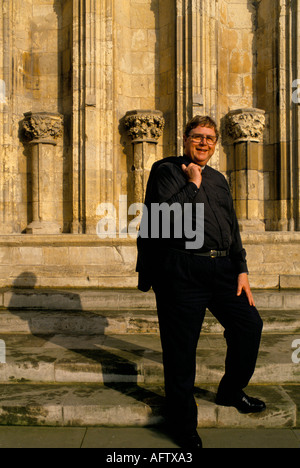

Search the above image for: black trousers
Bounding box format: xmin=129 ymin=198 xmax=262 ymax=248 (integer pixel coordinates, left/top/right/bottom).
xmin=152 ymin=249 xmax=263 ymax=434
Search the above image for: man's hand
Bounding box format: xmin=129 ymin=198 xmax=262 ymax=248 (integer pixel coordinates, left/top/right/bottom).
xmin=237 ymin=273 xmax=256 ymax=307
xmin=182 ymin=164 xmax=202 ymax=189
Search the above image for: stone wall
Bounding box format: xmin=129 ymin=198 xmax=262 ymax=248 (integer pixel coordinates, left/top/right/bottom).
xmin=0 ymin=0 xmax=299 ymax=290
xmin=0 ymin=0 xmax=69 ymax=234
xmin=218 ymin=0 xmax=256 ymax=113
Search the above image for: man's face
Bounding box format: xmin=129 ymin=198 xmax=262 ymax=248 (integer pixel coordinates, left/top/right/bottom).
xmin=183 ymin=125 xmax=217 ymax=166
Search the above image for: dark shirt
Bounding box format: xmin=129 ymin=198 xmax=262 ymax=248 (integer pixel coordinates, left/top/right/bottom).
xmin=137 ymin=155 xmax=248 ymax=291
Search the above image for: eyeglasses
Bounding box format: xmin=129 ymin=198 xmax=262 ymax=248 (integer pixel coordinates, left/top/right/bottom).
xmin=189 ymin=134 xmax=217 ymax=145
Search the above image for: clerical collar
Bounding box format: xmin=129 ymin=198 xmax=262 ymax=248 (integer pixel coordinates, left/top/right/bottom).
xmin=183 ymin=155 xmax=206 ymax=171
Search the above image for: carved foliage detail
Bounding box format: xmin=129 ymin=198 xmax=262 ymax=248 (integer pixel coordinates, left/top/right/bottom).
xmin=124 ymin=111 xmax=165 ymax=142
xmin=226 ymin=109 xmax=265 ymax=143
xmin=23 ymin=112 xmax=63 ymax=142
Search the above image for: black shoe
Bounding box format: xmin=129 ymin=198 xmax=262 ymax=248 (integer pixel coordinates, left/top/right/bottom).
xmin=172 ymin=431 xmax=203 ymax=450
xmin=215 ymin=391 xmax=266 ymax=414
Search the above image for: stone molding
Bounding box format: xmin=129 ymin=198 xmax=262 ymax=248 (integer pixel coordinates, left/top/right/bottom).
xmin=226 ymin=108 xmax=266 ymax=143
xmin=124 ymin=110 xmax=165 ymax=143
xmin=23 ymin=112 xmax=63 ymax=145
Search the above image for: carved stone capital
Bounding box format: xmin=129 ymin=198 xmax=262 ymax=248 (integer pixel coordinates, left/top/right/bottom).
xmin=226 ymin=108 xmax=265 ymax=143
xmin=124 ymin=110 xmax=165 ymax=143
xmin=23 ymin=112 xmax=63 ymax=144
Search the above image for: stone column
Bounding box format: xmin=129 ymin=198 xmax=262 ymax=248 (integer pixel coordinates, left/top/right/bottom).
xmin=176 ymin=0 xmax=218 ymax=157
xmin=277 ymin=0 xmax=300 ymax=231
xmin=226 ymin=108 xmax=266 ymax=231
xmin=22 ymin=112 xmax=64 ymax=234
xmin=72 ymin=0 xmax=114 ymax=234
xmin=124 ymin=110 xmax=165 ymax=204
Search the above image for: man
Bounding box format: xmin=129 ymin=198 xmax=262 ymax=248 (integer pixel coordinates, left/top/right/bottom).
xmin=136 ymin=116 xmax=265 ymax=449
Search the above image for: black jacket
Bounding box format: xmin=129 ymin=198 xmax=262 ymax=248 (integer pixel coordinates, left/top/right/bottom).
xmin=136 ymin=156 xmax=248 ymax=292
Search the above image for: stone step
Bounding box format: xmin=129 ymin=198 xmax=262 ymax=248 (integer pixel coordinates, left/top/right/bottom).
xmin=0 ymin=308 xmax=299 ymax=335
xmin=1 ymin=288 xmax=300 ymax=312
xmin=0 ymin=382 xmax=298 ymax=428
xmin=0 ymin=333 xmax=299 ymax=385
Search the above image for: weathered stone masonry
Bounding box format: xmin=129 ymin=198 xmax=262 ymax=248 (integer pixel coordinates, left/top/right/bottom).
xmin=0 ymin=0 xmax=299 ymax=290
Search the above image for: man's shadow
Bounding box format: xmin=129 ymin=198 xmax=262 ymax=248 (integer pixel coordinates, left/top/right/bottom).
xmin=6 ymin=272 xmax=166 ymax=427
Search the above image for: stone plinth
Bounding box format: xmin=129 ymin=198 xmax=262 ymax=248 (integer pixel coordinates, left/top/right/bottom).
xmin=0 ymin=232 xmax=299 ymax=290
